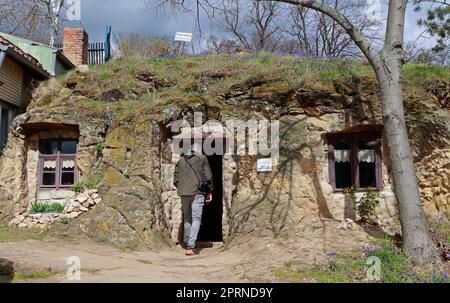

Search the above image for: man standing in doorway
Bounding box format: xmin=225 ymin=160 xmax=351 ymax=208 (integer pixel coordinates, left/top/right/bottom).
xmin=174 ymin=150 xmax=213 ymax=256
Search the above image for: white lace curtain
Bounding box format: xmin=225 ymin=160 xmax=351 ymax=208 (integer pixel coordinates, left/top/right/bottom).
xmin=43 ymin=160 xmax=56 ymax=169
xmin=334 ymin=149 xmax=375 ymax=163
xmin=43 ymin=160 xmax=75 ymax=169
xmin=358 ymin=149 xmax=375 ymax=163
xmin=334 ymin=150 xmax=350 ymax=163
xmin=62 ymin=160 xmax=75 ymax=169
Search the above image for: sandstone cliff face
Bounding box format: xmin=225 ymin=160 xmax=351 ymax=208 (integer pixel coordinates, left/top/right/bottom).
xmin=0 ymin=56 xmax=448 ymax=247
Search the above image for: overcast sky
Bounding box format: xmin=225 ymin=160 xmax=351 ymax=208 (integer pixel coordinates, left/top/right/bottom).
xmin=64 ymin=0 xmax=436 ymax=49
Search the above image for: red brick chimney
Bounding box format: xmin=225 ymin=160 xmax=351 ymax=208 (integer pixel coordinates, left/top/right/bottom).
xmin=63 ymin=28 xmax=89 ymax=67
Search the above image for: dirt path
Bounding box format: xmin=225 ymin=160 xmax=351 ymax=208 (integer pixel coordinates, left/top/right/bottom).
xmin=0 ymin=238 xmax=249 ymax=283
xmin=0 ymin=220 xmax=394 ymax=283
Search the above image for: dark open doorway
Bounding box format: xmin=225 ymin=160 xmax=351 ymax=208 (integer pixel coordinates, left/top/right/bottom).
xmin=197 ymin=155 xmax=223 ymax=242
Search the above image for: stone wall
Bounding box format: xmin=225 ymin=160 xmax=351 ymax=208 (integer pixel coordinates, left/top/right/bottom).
xmin=9 ymin=189 xmax=102 ymax=229
xmin=228 ymin=114 xmax=399 ymax=237
xmin=417 ymin=148 xmax=450 ymax=217
xmin=157 ymin=112 xmax=400 ymax=242
xmin=0 ymin=74 xmax=448 ymax=248
xmin=36 ymin=190 xmax=75 ymax=207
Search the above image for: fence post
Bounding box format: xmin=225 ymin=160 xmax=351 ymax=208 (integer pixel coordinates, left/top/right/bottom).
xmin=104 ymin=25 xmax=112 ymax=63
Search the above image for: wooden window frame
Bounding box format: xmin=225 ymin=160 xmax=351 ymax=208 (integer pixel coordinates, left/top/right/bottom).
xmin=38 ymin=139 xmax=79 ymax=191
xmin=327 ymin=132 xmax=383 ymax=192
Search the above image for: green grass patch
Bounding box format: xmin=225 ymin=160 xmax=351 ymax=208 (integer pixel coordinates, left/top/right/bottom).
xmin=60 ymin=218 xmax=69 ymax=225
xmin=274 ymin=232 xmax=449 ymax=283
xmin=119 ymin=244 xmax=138 ymax=252
xmin=403 ymin=64 xmax=449 ymax=82
xmin=273 ymin=253 xmax=365 ymax=283
xmin=13 ymin=271 xmax=52 ymax=282
xmin=280 ymin=233 xmax=289 ymax=241
xmin=57 ymin=233 xmax=71 ymax=240
xmin=44 ymin=53 xmax=377 ymax=113
xmin=430 ymin=219 xmax=450 ymax=246
xmin=30 ymin=202 xmax=64 ymax=214
xmin=72 ymin=175 xmax=103 ymax=193
xmin=100 ymin=72 xmax=113 ymax=80
xmin=0 ymin=224 xmax=47 ymax=243
xmin=34 ymin=52 xmax=447 ymax=125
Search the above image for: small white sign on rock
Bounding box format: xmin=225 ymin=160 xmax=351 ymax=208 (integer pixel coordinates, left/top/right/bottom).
xmin=257 ymin=158 xmax=273 ymax=173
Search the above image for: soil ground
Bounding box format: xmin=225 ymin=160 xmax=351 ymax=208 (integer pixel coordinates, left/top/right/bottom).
xmin=0 ymin=219 xmax=383 ymax=283
xmin=1 ymin=219 xmax=448 ymax=283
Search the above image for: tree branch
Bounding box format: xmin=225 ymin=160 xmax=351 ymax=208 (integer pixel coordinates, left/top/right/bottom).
xmin=256 ymin=0 xmax=382 ymax=68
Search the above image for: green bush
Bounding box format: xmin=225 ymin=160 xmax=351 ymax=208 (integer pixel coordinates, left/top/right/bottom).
xmin=84 ymin=176 xmax=102 ymax=189
xmin=30 ymin=203 xmax=48 ymax=213
xmin=60 ymin=218 xmax=69 ymax=225
xmin=72 ymin=176 xmax=102 ymax=193
xmin=30 ymin=202 xmax=64 ymax=214
xmin=49 ymin=202 xmax=64 ymax=213
xmin=343 ymin=186 xmax=356 ymax=198
xmin=356 ymin=189 xmax=380 ymax=221
xmin=72 ymin=181 xmax=85 ymax=194
xmin=95 ymin=142 xmax=105 ymax=154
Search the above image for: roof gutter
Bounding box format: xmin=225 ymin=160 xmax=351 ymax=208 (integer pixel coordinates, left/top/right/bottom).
xmin=0 ymin=44 xmax=49 ymax=78
xmin=51 ymin=49 xmax=58 ymax=77
xmin=0 ymin=45 xmax=7 ymax=69
xmin=51 ymin=49 xmax=76 ymax=76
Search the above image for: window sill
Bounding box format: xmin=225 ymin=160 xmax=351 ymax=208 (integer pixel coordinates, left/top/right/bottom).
xmin=38 ymin=187 xmax=74 ymax=191
xmin=333 ymin=188 xmax=382 ymax=193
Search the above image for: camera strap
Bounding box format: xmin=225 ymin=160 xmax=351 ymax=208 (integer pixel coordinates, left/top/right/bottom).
xmin=183 ymin=155 xmax=202 ymax=183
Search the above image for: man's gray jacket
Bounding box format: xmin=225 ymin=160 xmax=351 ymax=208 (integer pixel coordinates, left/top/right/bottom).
xmin=174 ymin=154 xmax=214 ymax=196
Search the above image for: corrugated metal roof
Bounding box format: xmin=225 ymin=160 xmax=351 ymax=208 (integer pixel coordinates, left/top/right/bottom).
xmin=0 ymin=35 xmax=43 ymax=69
xmin=0 ymin=32 xmax=75 ymax=76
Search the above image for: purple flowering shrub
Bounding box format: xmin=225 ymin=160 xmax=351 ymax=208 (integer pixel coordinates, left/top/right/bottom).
xmin=365 ymin=244 xmax=449 ymax=283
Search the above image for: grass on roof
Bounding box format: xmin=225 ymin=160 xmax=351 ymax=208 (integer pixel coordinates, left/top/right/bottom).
xmin=37 ymin=52 xmax=449 ymax=119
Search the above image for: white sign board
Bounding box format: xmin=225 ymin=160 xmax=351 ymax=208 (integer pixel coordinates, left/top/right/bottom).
xmin=257 ymin=158 xmax=273 ymax=173
xmin=174 ymin=32 xmax=193 ymax=42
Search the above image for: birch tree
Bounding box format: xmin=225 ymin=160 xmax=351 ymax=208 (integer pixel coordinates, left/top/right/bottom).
xmin=36 ymin=0 xmax=65 ymax=46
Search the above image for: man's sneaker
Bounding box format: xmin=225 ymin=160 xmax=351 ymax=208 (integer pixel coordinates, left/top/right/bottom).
xmin=185 ymin=248 xmax=196 ymax=256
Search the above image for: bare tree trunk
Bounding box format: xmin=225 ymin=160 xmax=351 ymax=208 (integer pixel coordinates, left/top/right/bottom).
xmin=375 ymin=0 xmax=438 ymax=264
xmin=378 ymin=72 xmax=438 ymax=263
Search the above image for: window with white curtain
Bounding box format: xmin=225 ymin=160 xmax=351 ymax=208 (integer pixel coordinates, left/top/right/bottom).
xmin=38 ymin=139 xmax=78 ymax=190
xmin=327 ymin=132 xmax=382 ymax=191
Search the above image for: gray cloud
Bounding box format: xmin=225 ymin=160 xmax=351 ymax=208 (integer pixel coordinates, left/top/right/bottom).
xmin=64 ymin=0 xmax=432 ymax=46
xmin=65 ymin=0 xmax=201 ymax=42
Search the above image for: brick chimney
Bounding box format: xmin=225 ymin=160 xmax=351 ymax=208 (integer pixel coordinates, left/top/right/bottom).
xmin=63 ymin=28 xmax=88 ymax=67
